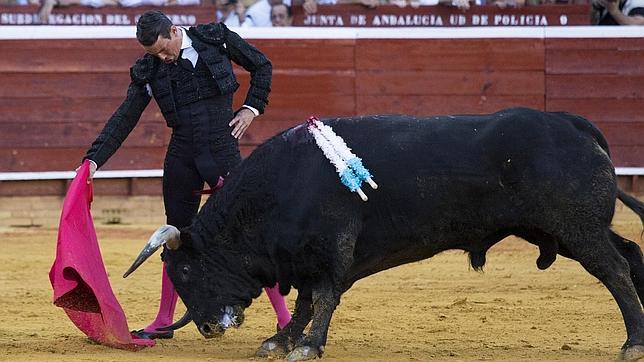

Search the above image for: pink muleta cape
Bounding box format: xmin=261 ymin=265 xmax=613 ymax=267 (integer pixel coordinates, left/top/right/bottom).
xmin=49 ymin=160 xmax=155 ymax=350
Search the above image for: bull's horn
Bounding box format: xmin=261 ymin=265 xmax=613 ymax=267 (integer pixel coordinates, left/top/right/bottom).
xmin=123 ymin=224 xmax=180 ymax=278
xmin=155 ymin=311 xmax=192 ymax=331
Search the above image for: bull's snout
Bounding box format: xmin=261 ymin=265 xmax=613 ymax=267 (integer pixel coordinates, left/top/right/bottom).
xmin=198 ymin=322 xmax=226 ymax=338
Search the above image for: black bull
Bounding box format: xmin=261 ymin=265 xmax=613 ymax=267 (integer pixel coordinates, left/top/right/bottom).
xmin=125 ymin=108 xmax=644 ymax=361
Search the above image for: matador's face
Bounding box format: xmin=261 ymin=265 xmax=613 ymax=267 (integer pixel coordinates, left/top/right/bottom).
xmin=143 ymin=25 xmax=182 ymax=65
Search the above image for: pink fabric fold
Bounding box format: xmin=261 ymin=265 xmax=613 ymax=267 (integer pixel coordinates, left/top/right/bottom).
xmin=49 ymin=160 xmax=155 ymax=350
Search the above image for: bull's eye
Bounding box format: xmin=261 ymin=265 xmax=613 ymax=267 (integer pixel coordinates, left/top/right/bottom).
xmin=180 ymin=265 xmax=191 ymax=282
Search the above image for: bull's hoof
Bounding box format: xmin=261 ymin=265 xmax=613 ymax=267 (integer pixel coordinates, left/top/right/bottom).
xmin=620 ymin=345 xmax=644 ymax=361
xmin=255 ymin=340 xmax=288 ymax=358
xmin=286 ymin=346 xmax=322 ymax=362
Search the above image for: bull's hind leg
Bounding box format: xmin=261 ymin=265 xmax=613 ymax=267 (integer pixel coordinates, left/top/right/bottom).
xmin=256 ymin=290 xmax=313 ymax=358
xmin=561 ymin=228 xmax=644 ymax=360
xmin=610 ymin=230 xmax=644 ymax=306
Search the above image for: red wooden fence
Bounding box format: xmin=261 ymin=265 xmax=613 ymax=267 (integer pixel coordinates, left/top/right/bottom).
xmin=1 ymin=25 xmax=643 ymax=195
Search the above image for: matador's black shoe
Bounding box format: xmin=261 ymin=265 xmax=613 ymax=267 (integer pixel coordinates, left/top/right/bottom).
xmin=131 ymin=329 xmax=174 ymax=340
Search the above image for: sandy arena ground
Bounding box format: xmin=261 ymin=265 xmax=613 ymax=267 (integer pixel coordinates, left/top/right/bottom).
xmin=1 ymin=224 xmax=642 ymax=362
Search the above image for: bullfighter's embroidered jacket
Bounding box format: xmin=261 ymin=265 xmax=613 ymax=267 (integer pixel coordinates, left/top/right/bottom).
xmin=84 ymin=23 xmax=272 ymax=168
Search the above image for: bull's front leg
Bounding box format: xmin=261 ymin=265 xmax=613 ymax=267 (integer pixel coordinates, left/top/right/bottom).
xmin=256 ymin=291 xmax=313 ymax=358
xmin=286 ymin=280 xmax=339 ymax=362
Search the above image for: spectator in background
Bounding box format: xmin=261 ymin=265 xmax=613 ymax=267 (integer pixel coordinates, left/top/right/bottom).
xmin=242 ymin=0 xmax=290 ymax=27
xmin=270 ymin=2 xmax=292 ymax=25
xmin=238 ymin=0 xmax=256 ymax=17
xmin=215 ymin=0 xmax=244 ymax=26
xmin=592 ymin=0 xmax=644 ymax=24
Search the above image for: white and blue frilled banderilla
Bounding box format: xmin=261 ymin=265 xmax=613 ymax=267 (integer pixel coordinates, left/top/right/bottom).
xmin=306 ymin=116 xmax=378 ymax=201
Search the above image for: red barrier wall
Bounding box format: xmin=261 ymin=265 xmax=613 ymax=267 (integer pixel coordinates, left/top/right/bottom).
xmin=0 ymin=28 xmax=642 ymax=196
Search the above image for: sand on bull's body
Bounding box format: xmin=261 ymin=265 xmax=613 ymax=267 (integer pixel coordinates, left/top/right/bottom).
xmin=0 ymin=225 xmax=639 ymax=361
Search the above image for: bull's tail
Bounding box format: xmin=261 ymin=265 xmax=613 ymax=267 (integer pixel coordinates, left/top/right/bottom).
xmin=618 ymin=190 xmax=644 ymax=230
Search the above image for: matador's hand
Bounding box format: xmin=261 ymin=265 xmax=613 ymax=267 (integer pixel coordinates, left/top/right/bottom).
xmin=229 ymin=108 xmax=255 ymax=139
xmin=75 ymin=160 xmax=97 ymax=184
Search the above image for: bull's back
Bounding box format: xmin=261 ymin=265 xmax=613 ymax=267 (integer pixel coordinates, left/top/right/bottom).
xmin=321 ymin=108 xmax=611 ymax=198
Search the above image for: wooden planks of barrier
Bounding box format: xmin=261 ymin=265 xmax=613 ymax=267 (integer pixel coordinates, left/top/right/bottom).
xmin=1 ymin=26 xmax=643 ymax=196
xmin=545 ymin=37 xmax=644 ymax=167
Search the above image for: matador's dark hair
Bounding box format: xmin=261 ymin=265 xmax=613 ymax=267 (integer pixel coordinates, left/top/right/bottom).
xmin=136 ymin=10 xmax=173 ymax=46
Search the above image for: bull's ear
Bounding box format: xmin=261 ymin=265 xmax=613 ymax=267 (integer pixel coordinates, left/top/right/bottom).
xmin=177 ymin=227 xmax=205 ymax=251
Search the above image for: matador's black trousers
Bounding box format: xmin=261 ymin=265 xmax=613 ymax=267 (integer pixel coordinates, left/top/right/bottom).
xmin=162 ymin=93 xmax=242 ymax=229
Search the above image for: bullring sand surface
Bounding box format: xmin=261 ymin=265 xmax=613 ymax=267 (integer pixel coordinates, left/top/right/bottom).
xmin=0 ymin=225 xmax=640 ymax=361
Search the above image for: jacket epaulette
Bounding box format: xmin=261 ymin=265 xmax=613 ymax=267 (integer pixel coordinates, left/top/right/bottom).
xmin=188 ymin=23 xmax=226 ymax=46
xmin=130 ymin=54 xmax=159 ymax=84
